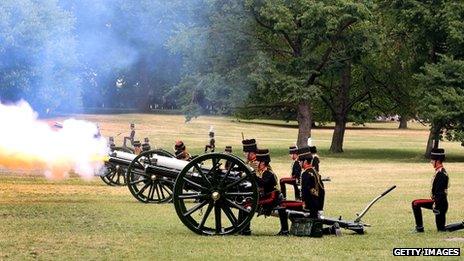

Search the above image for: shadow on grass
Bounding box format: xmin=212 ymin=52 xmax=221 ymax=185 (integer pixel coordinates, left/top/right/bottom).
xmin=268 ymin=147 xmax=464 ymax=163
xmin=235 ymin=120 xmax=409 ymax=131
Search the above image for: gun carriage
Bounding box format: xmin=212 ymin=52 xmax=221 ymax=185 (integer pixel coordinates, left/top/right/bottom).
xmin=107 ymin=149 xmax=394 ymax=236
xmin=108 ymin=150 xmax=259 ymax=235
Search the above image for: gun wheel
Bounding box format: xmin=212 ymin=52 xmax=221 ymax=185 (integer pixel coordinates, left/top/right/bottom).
xmin=126 ymin=149 xmax=175 ymax=203
xmin=101 ymin=147 xmax=132 ymax=186
xmin=173 ymin=153 xmax=258 ymax=235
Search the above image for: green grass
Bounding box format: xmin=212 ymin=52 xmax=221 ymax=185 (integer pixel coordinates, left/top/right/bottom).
xmin=1 ymin=115 xmax=463 ymax=260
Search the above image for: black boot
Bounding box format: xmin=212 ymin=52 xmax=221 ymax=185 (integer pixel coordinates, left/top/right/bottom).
xmin=276 ymin=209 xmax=289 ymax=236
xmin=445 ymin=221 xmax=464 ymax=232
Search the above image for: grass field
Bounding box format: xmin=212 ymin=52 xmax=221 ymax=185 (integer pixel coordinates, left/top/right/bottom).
xmin=1 ymin=114 xmax=463 ymax=260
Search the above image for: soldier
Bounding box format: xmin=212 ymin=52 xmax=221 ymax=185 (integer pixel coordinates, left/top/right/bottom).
xmin=310 ymin=146 xmax=324 ymax=218
xmin=133 ymin=140 xmax=142 ymax=155
xmin=412 ymin=148 xmax=464 ymax=232
xmin=279 ymin=146 xmax=301 ymax=200
xmin=254 ymin=149 xmax=288 ymax=236
xmin=142 ymin=137 xmax=151 ymax=152
xmin=174 ymin=140 xmax=191 ymax=161
xmin=204 ymin=129 xmax=216 ymax=153
xmin=238 ymin=139 xmax=258 ymax=235
xmin=224 ymin=146 xmax=233 ymax=170
xmin=108 ymin=136 xmax=116 ymax=150
xmin=123 ymin=123 xmax=136 ymax=147
xmin=310 ymin=146 xmax=320 ymax=172
xmin=298 ymin=146 xmax=325 ymax=219
xmin=242 ymin=138 xmax=258 ymax=171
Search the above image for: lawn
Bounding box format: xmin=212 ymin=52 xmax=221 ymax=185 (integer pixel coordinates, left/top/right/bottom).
xmin=0 ymin=114 xmax=463 ymax=260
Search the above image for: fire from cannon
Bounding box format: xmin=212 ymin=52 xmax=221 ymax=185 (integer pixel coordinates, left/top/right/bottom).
xmin=0 ymin=100 xmax=108 ymax=180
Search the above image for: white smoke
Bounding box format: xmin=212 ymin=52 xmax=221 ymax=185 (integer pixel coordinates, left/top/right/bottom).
xmin=0 ymin=100 xmax=108 ymax=180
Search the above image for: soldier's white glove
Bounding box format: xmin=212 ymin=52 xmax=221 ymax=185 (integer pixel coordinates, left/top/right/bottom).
xmin=317 ymin=210 xmax=324 ymax=219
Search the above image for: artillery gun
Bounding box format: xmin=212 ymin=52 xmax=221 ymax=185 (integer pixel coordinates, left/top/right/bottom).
xmin=107 ymin=149 xmax=396 ymax=236
xmin=108 ymin=150 xmax=259 ymax=235
xmin=100 ymin=137 xmax=163 ymax=186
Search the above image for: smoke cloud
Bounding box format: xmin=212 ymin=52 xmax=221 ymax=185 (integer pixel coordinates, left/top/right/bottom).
xmin=0 ymin=100 xmax=108 ymax=180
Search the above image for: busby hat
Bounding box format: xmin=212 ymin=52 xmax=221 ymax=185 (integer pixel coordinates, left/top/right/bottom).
xmin=175 ymin=140 xmax=186 ymax=151
xmin=430 ymin=148 xmax=445 ymax=161
xmin=225 ymin=146 xmax=232 ymax=153
xmin=255 ymin=148 xmax=270 ymax=163
xmin=297 ymin=146 xmax=313 ymax=161
xmin=242 ymin=139 xmax=257 ymax=152
xmin=289 ymin=145 xmax=298 ymax=154
xmin=309 ymin=146 xmax=317 ymax=154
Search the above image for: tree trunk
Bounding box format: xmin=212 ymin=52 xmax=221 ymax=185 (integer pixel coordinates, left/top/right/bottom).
xmin=329 ymin=60 xmax=351 ymax=153
xmin=425 ymin=124 xmax=440 ymax=158
xmin=137 ymin=57 xmax=151 ymax=112
xmin=296 ymin=102 xmax=312 ymax=147
xmin=398 ymin=116 xmax=408 ymax=129
xmin=330 ymin=115 xmax=347 ymax=153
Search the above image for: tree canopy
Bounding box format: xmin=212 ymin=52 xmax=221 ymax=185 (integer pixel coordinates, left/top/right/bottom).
xmin=0 ymin=0 xmax=463 ymax=155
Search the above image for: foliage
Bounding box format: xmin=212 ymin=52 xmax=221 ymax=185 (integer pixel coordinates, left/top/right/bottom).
xmin=416 ymin=56 xmax=464 ymax=145
xmin=0 ymin=0 xmax=79 ymax=114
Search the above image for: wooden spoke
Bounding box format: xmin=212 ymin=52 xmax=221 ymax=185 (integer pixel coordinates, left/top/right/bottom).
xmin=183 ymin=200 xmax=209 ymax=217
xmin=214 ymin=204 xmax=222 ymax=234
xmin=183 ymin=177 xmax=209 ymax=191
xmin=197 ymin=201 xmax=214 ymax=230
xmin=225 ymin=198 xmax=250 ymax=213
xmin=221 ymin=204 xmax=238 ymax=227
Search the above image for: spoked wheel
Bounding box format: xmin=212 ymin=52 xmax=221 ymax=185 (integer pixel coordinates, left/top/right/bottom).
xmin=173 ymin=153 xmax=258 ymax=235
xmin=126 ymin=149 xmax=175 ymax=203
xmin=101 ymin=147 xmax=133 ymax=186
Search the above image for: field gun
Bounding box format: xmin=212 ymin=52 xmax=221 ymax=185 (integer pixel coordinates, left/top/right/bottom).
xmin=106 ymin=149 xmax=395 ymax=236
xmin=108 ymin=150 xmax=259 ymax=235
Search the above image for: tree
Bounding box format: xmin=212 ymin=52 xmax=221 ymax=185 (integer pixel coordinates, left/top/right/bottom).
xmin=316 ymin=12 xmax=375 ymax=152
xmin=416 ymin=56 xmax=464 ymax=149
xmin=0 ymin=0 xmax=79 ymax=114
xmin=379 ymin=0 xmax=464 ymax=156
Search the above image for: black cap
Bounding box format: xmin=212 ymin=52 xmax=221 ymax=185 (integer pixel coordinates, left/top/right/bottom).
xmin=289 ymin=146 xmax=298 ymax=154
xmin=133 ymin=140 xmax=141 ymax=147
xmin=297 ymin=146 xmax=313 ymax=161
xmin=142 ymin=143 xmax=151 ymax=151
xmin=256 ymin=149 xmax=270 ymax=163
xmin=430 ymin=148 xmax=445 ymax=161
xmin=209 ymin=131 xmax=214 ymax=137
xmin=309 ymin=146 xmax=317 ymax=154
xmin=242 ymin=139 xmax=257 ymax=152
xmin=225 ymin=146 xmax=232 ymax=153
xmin=144 ymin=137 xmax=149 ymax=142
xmin=130 ymin=123 xmax=135 ymax=128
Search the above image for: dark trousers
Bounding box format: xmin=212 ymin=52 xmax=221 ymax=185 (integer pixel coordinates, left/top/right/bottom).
xmin=123 ymin=137 xmax=133 ymax=147
xmin=278 ymin=208 xmax=289 ymax=232
xmin=412 ymin=198 xmax=448 ymax=231
xmin=280 ymin=177 xmax=300 ymax=200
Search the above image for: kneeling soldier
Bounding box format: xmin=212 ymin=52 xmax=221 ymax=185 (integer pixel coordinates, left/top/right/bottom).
xmin=174 ymin=140 xmax=191 ymax=161
xmin=279 ymin=146 xmax=301 ymax=200
xmin=412 ymin=148 xmax=464 ymax=232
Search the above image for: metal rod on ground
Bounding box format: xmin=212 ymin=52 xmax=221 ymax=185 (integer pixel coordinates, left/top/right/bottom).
xmin=354 ymin=185 xmax=396 ymax=222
